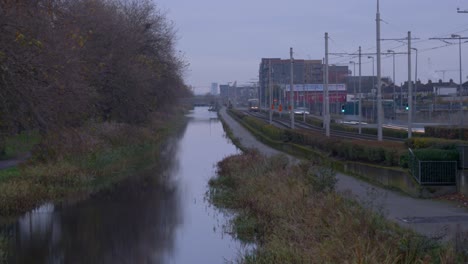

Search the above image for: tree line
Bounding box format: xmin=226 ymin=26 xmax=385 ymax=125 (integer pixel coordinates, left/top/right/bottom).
xmin=0 ymin=0 xmax=191 ymax=139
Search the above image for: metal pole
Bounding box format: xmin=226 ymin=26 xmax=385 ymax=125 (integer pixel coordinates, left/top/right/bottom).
xmin=393 ymin=52 xmax=396 ymax=116
xmin=369 ymin=56 xmax=375 ymax=122
xmin=290 ymin=47 xmax=295 ymax=129
xmin=322 ymin=58 xmax=325 ymax=126
xmin=269 ymin=60 xmax=273 ymax=124
xmin=350 ymin=61 xmax=356 ymax=116
xmin=408 ymin=31 xmax=413 ymax=138
xmin=413 ymin=48 xmax=418 ymax=121
xmin=303 ymin=85 xmax=306 ymax=122
xmin=376 ymin=0 xmax=383 ymax=141
xmin=358 ymin=46 xmax=362 ymax=134
xmin=325 ymin=33 xmax=330 ymax=137
xmin=459 ymin=36 xmax=463 ymax=127
xmin=387 ymin=50 xmax=396 ymax=118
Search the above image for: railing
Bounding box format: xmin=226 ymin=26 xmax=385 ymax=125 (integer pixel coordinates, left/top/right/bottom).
xmin=408 ymin=148 xmax=457 ymax=185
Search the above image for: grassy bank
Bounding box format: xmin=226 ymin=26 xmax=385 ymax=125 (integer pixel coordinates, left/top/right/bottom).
xmin=0 ymin=109 xmax=187 ymax=217
xmin=208 ymin=151 xmax=465 ymax=263
xmin=0 ymin=130 xmax=41 ymax=160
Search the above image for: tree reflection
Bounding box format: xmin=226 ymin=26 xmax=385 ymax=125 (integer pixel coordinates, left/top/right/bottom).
xmin=7 ymin=125 xmax=186 ymax=264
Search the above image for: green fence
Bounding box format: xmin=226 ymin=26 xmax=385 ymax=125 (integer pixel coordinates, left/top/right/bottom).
xmin=408 ymin=148 xmax=457 ymax=185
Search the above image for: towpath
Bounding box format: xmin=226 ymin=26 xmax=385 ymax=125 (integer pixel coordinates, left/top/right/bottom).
xmin=219 ymin=107 xmax=468 ymax=240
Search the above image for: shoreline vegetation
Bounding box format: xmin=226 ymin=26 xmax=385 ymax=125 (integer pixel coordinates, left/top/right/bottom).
xmin=0 ymin=108 xmax=188 ymax=263
xmin=208 ymin=150 xmax=467 ymax=263
xmin=1 ymin=0 xmax=191 ymax=261
xmin=0 ymin=0 xmax=192 ymax=217
xmin=0 ymin=109 xmax=188 ymax=217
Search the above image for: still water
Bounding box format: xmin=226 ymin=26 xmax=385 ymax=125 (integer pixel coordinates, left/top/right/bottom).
xmin=5 ymin=107 xmax=247 ymax=263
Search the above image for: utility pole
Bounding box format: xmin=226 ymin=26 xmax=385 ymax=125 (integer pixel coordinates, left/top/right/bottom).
xmin=358 ymin=46 xmax=362 ymax=134
xmin=408 ymin=31 xmax=413 ymax=138
xmin=368 ymin=56 xmax=375 ymax=122
xmin=376 ymin=0 xmax=383 ymax=141
xmin=412 ymin=47 xmax=418 ymax=120
xmin=290 ymin=47 xmax=295 ymax=129
xmin=387 ymin=49 xmax=396 ymax=117
xmin=269 ymin=60 xmax=273 ymax=124
xmin=325 ymin=33 xmax=330 ymax=137
xmin=350 ymin=61 xmax=357 ymax=117
xmin=430 ymin=34 xmax=468 ymax=127
xmin=454 ymin=34 xmax=464 ymax=127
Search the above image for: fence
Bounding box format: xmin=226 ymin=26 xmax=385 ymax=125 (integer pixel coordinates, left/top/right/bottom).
xmin=408 ymin=148 xmax=457 ymax=185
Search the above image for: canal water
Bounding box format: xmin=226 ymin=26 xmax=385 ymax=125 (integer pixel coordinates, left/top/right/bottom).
xmin=4 ymin=107 xmax=248 ymax=263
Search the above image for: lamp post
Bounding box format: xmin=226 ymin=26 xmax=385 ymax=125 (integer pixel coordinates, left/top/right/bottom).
xmin=387 ymin=50 xmax=396 ymax=118
xmin=368 ymin=56 xmax=375 ymax=122
xmin=411 ymin=47 xmax=418 ymax=120
xmin=350 ymin=61 xmax=357 ymax=116
xmin=451 ymin=34 xmax=464 ymax=127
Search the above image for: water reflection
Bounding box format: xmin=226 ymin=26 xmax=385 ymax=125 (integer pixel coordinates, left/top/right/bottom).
xmin=4 ymin=107 xmax=246 ymax=263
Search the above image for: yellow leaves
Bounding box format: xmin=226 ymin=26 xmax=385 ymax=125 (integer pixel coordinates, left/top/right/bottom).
xmin=70 ymin=33 xmax=87 ymax=48
xmin=15 ymin=32 xmax=25 ymax=42
xmin=14 ymin=31 xmax=44 ymax=49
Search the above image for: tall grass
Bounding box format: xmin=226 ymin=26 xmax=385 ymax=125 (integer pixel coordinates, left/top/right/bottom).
xmin=209 ymin=151 xmax=463 ymax=263
xmin=1 ymin=130 xmax=40 ymax=160
xmin=0 ymin=110 xmax=187 ymax=216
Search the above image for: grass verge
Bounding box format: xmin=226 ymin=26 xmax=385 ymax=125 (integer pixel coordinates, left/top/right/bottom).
xmin=208 ymin=150 xmax=465 ymax=263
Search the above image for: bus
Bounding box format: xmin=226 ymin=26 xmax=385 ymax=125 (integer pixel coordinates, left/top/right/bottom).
xmin=248 ymin=98 xmax=259 ymax=112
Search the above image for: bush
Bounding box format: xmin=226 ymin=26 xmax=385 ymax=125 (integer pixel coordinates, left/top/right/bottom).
xmin=413 ymin=149 xmax=459 ymax=161
xmin=229 ymin=109 xmax=404 ymax=166
xmin=406 ymin=137 xmax=462 ymax=150
xmin=425 ymin=126 xmax=468 ymax=140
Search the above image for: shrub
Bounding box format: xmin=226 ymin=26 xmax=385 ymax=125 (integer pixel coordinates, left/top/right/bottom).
xmin=412 ymin=149 xmax=459 ymax=161
xmin=425 ymin=126 xmax=468 ymax=140
xmin=229 ymin=109 xmax=404 ymax=166
xmin=406 ymin=137 xmax=462 ymax=150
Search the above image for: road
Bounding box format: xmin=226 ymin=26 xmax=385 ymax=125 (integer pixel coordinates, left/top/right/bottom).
xmin=220 ymin=107 xmax=468 ymax=240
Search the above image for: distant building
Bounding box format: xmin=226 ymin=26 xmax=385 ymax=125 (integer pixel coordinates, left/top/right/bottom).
xmin=258 ymin=58 xmax=348 ymax=106
xmin=210 ymin=83 xmax=218 ymax=95
xmin=219 ymin=83 xmax=256 ymax=106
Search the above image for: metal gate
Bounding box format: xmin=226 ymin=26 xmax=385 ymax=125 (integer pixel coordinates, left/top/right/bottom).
xmin=408 ymin=148 xmax=457 ymax=185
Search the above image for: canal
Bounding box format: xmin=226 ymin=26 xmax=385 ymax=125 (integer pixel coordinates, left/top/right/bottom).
xmin=4 ymin=107 xmax=247 ymax=263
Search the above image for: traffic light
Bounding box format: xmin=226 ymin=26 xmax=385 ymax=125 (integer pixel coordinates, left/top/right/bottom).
xmin=341 ymin=105 xmax=345 ymax=113
xmin=405 ymin=104 xmax=409 ymax=111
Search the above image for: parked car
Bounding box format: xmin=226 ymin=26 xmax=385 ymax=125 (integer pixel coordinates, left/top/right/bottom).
xmin=293 ymin=107 xmax=310 ymax=115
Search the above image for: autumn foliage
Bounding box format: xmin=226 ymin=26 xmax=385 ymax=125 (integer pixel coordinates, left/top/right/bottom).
xmin=0 ymin=0 xmax=190 ymax=138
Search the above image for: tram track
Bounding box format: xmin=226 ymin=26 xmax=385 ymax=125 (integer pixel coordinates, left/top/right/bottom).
xmin=242 ymin=110 xmax=405 ymax=142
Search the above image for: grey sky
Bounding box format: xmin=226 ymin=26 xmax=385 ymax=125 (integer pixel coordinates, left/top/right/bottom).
xmin=156 ymin=0 xmax=468 ymax=94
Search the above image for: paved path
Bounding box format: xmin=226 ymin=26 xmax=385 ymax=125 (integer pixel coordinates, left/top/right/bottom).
xmin=220 ymin=107 xmax=468 ymax=239
xmin=0 ymin=153 xmax=30 ymax=170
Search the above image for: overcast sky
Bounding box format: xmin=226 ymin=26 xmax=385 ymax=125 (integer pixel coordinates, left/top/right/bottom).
xmin=156 ymin=0 xmax=468 ymax=94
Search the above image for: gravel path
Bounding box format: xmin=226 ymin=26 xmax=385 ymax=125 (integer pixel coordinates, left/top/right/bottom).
xmin=219 ymin=107 xmax=468 ymax=240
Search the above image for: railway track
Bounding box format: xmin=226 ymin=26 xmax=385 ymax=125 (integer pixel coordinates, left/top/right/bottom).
xmin=242 ymin=110 xmax=405 ymax=142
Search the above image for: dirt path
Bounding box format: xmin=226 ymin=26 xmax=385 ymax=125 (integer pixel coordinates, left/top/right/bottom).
xmin=219 ymin=107 xmax=468 ymax=240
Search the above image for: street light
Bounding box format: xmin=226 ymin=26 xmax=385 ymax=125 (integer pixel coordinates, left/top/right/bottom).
xmin=411 ymin=47 xmax=418 ymax=118
xmin=350 ymin=61 xmax=357 ymax=116
xmin=368 ymin=56 xmax=375 ymax=122
xmin=452 ymin=34 xmax=464 ymax=126
xmin=387 ymin=50 xmax=396 ymax=117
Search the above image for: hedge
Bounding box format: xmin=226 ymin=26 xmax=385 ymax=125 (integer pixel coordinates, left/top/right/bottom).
xmin=231 ymin=110 xmax=403 ymax=166
xmin=405 ymin=137 xmax=465 ymax=150
xmin=425 ymin=126 xmax=468 ymax=140
xmin=412 ymin=148 xmax=459 ymax=161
